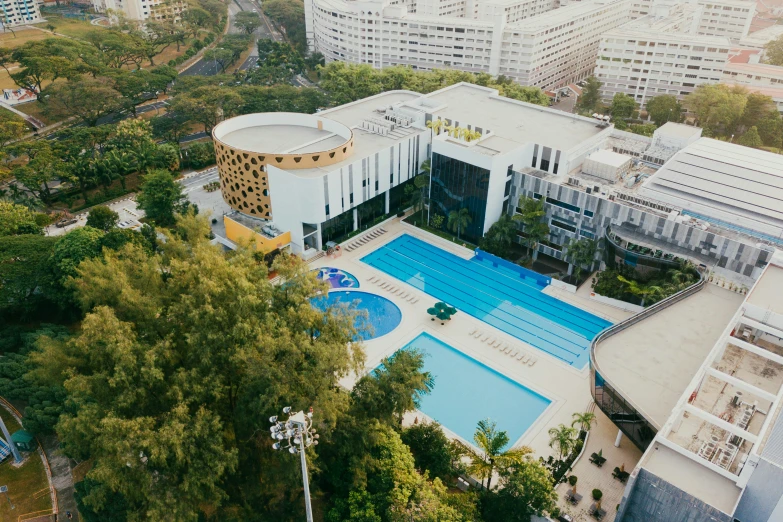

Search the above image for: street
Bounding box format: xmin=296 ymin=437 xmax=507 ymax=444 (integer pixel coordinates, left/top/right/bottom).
xmin=180 ymin=0 xmax=282 ymax=77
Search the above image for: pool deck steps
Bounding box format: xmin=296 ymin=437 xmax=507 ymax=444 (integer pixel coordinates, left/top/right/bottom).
xmin=471 ymin=329 xmax=538 ymax=367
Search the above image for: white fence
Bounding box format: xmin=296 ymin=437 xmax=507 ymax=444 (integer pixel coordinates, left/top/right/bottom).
xmin=589 ymin=292 xmax=645 ymax=313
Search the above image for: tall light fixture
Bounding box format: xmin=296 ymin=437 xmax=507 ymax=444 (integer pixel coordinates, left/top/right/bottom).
xmin=270 ymin=407 xmax=319 ymax=522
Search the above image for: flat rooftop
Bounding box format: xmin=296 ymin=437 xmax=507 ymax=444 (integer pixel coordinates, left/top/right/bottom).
xmin=746 ymin=263 xmax=783 ymax=317
xmin=640 ymin=138 xmax=783 ymax=233
xmin=594 ymin=284 xmax=744 ymax=428
xmin=641 ymin=442 xmax=742 ymax=514
xmin=424 ymin=83 xmax=605 ymax=152
xmin=221 ymin=125 xmax=343 ymax=154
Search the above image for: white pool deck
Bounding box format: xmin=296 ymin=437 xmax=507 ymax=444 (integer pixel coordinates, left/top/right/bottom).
xmin=313 ymin=216 xmax=641 ymax=520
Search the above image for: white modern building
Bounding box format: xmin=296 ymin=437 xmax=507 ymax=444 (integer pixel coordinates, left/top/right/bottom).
xmin=211 ymin=82 xmax=615 ymax=255
xmin=0 ymin=0 xmax=41 ymax=27
xmin=305 ymin=0 xmax=632 ymax=91
xmin=91 ymin=0 xmax=186 ymax=22
xmin=595 ymin=2 xmax=732 ymax=107
xmin=628 ymin=0 xmax=754 ymax=39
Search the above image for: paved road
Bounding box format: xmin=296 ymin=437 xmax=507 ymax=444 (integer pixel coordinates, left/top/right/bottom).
xmin=181 ymin=0 xmax=282 ymax=77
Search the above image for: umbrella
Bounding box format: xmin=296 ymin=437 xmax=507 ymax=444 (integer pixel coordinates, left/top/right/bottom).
xmin=427 ymin=307 xmax=438 ymax=321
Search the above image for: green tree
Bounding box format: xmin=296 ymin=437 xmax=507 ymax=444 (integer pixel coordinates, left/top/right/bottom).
xmin=352 ymin=348 xmax=433 ymax=427
xmin=151 ymin=112 xmax=191 ymax=147
xmin=51 ymin=226 xmax=104 ymax=286
xmin=684 ymin=84 xmax=747 ymax=135
xmin=204 ymin=47 xmax=235 ymax=72
xmin=135 ymin=169 xmax=188 ymax=227
xmin=565 ymin=237 xmax=598 ymax=284
xmin=466 ymin=419 xmax=531 ymax=490
xmin=235 ymin=11 xmax=262 ymax=34
xmin=0 ymin=201 xmax=44 ymax=236
xmin=262 ymin=0 xmax=308 ymax=52
xmin=318 ymin=62 xmax=384 ymax=105
xmin=8 ymin=140 xmax=66 ymax=205
xmin=479 ymin=214 xmax=518 ymax=259
xmin=447 ymin=207 xmax=473 ymax=241
xmin=645 ymin=95 xmax=683 ymax=126
xmin=29 ymin=214 xmax=364 ymax=520
xmin=739 ymin=126 xmax=763 ymax=148
xmin=0 ymin=235 xmax=57 ymax=318
xmin=401 ymin=422 xmax=461 ymax=481
xmin=480 ymin=459 xmax=559 ymax=521
xmin=86 ymin=205 xmax=120 ymax=231
xmin=40 ymin=75 xmax=124 ymax=126
xmin=571 ymin=411 xmax=597 ymax=433
xmin=168 ymin=85 xmax=243 ymax=133
xmin=512 ymin=195 xmax=549 ymax=257
xmin=765 ymin=34 xmax=783 ymax=66
xmin=617 ymin=275 xmax=663 ymax=306
xmin=75 ymin=477 xmax=130 ymax=522
xmin=577 ymin=76 xmax=602 ymax=113
xmin=610 ymin=93 xmax=636 ymax=122
xmin=547 ymin=424 xmax=577 ymax=460
xmin=499 ymin=83 xmax=550 ymax=106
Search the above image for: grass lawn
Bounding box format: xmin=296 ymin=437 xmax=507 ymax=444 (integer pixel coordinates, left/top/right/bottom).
xmin=15 ymin=100 xmax=57 ymax=126
xmin=34 ymin=15 xmax=106 ymax=40
xmin=0 ymin=408 xmax=52 ymax=521
xmin=0 ymin=27 xmax=51 ymax=48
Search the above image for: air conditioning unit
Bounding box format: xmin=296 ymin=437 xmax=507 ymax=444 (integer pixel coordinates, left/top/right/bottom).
xmin=567 ymin=177 xmax=580 ymax=186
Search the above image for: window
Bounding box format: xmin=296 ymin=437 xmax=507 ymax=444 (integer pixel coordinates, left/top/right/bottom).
xmin=580 ymin=230 xmax=595 ymax=239
xmin=546 ymin=197 xmax=580 ymax=213
xmin=551 ymin=219 xmax=577 ymax=233
xmin=584 ymin=209 xmax=594 ymax=217
xmin=325 ymin=204 xmax=330 ymax=216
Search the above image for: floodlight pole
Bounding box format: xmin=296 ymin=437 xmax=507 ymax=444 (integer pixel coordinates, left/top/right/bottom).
xmin=0 ymin=415 xmax=21 ymax=463
xmin=270 ymin=408 xmax=318 ymax=522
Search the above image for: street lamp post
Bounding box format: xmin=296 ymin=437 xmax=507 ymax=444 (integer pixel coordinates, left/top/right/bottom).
xmin=270 ymin=407 xmax=319 ymax=522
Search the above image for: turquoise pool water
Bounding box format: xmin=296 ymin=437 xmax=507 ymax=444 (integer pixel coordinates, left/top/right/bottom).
xmin=362 ymin=234 xmax=611 ymax=368
xmin=315 ymin=267 xmax=360 ymax=289
xmin=391 ymin=333 xmax=550 ymax=446
xmin=312 ymin=290 xmax=402 ymax=340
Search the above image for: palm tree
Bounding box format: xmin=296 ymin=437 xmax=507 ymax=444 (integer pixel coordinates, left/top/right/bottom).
xmin=448 ymin=207 xmax=472 ymax=240
xmin=444 ymin=125 xmax=457 ymax=138
xmin=512 ymin=195 xmax=549 ymax=258
xmin=565 ymin=238 xmax=599 ymax=284
xmin=571 ymin=411 xmax=597 ymax=433
xmin=103 ymin=150 xmax=135 ymax=191
xmin=426 ymin=119 xmax=443 ymax=136
xmin=617 ymin=276 xmax=663 ymax=306
xmin=134 ymin=143 xmax=159 ymax=174
xmin=548 ymin=424 xmax=577 ymax=460
xmin=467 ymin=419 xmax=531 ymax=490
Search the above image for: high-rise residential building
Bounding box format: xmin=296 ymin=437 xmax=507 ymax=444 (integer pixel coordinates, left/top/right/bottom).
xmin=629 ymin=0 xmax=754 ymax=37
xmin=0 ymin=0 xmax=41 ymax=27
xmin=304 ymin=0 xmax=632 ymax=91
xmin=91 ymin=0 xmax=186 ymax=22
xmin=595 ymin=2 xmax=732 ymax=107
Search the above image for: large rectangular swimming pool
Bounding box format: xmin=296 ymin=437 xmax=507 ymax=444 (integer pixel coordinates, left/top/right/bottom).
xmin=392 ymin=333 xmax=550 ymax=445
xmin=362 ymin=234 xmax=611 ymax=368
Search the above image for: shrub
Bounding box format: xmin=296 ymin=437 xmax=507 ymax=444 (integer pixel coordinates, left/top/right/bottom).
xmin=568 ymin=475 xmax=578 ymax=487
xmin=592 ymin=489 xmax=603 ymax=501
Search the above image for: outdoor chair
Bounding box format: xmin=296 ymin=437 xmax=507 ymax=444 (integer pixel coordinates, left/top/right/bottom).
xmin=520 ymin=354 xmax=530 ymax=363
xmin=411 ymin=297 xmax=419 ymax=304
xmin=468 ymin=327 xmax=477 ymax=335
xmin=510 ymin=349 xmax=519 ymax=357
xmin=407 ymin=295 xmax=416 ymax=302
xmin=528 ymin=357 xmax=537 ymax=367
xmin=481 ymin=334 xmax=490 ymax=342
xmin=473 ymin=330 xmax=483 ymax=338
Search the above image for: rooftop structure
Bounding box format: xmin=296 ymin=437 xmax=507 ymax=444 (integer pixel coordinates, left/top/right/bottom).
xmin=639 ymin=138 xmax=783 ymax=242
xmin=616 ymin=254 xmax=783 ymax=522
xmin=91 ymin=0 xmax=186 ymax=21
xmin=305 ymin=0 xmax=632 ymax=91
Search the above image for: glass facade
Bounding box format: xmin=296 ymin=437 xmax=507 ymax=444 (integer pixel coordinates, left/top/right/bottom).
xmin=430 ymin=152 xmax=490 ymax=243
xmin=591 ymin=367 xmax=657 ymax=451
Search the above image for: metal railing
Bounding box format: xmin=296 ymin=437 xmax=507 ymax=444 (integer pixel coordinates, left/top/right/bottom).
xmin=589 ymin=272 xmax=706 ymax=447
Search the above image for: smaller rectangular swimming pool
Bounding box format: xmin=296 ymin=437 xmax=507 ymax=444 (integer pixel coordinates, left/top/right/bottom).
xmin=390 ymin=333 xmax=551 ymax=447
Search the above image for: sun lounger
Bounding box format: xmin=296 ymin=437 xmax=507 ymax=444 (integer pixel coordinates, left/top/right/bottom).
xmin=412 ymin=297 xmax=419 ymax=304
xmin=516 ymin=352 xmax=525 ymax=361
xmin=407 ymin=294 xmax=416 ymax=302
xmin=510 ymin=349 xmax=519 ymax=357
xmin=480 ymin=333 xmax=490 ymax=342
xmin=473 ymin=330 xmax=483 ymax=338
xmin=503 ymin=345 xmax=513 ymax=354
xmin=520 ymin=354 xmax=530 ymax=363
xmin=528 ymin=357 xmax=537 ymax=366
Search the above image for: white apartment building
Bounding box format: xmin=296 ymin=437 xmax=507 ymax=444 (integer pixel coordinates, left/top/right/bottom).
xmin=91 ymin=0 xmax=186 ymax=22
xmin=305 ymin=0 xmax=632 ymax=91
xmin=595 ymin=2 xmax=731 ymax=107
xmin=0 ymin=0 xmax=41 ymax=27
xmin=628 ymin=0 xmax=754 ymax=41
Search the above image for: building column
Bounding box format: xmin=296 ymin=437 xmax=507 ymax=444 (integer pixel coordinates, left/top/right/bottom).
xmin=567 ymin=263 xmax=574 ymax=276
xmin=614 ymin=429 xmax=623 ymax=448
xmin=316 ymin=223 xmax=323 ymax=251
xmin=385 ymin=190 xmax=390 ymax=214
xmin=353 ymin=208 xmax=358 ymax=231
